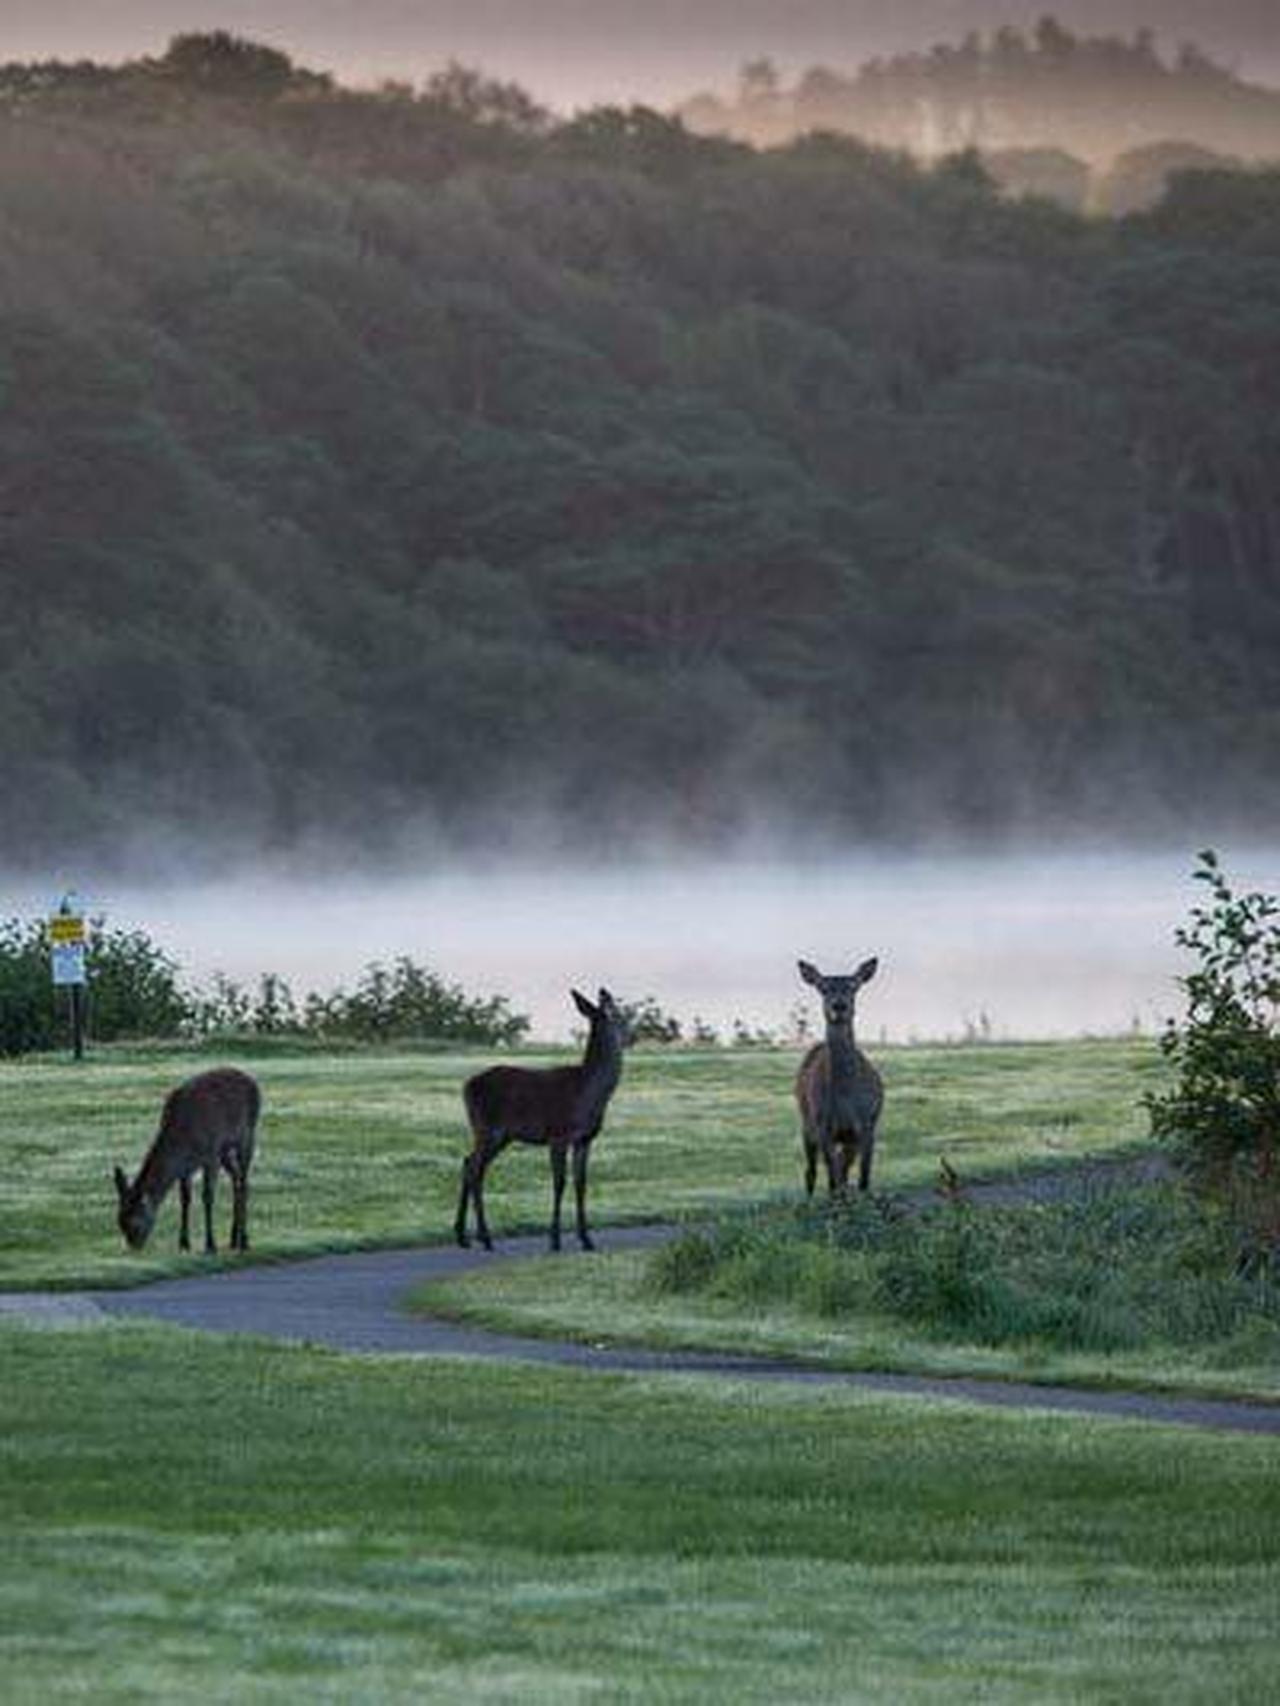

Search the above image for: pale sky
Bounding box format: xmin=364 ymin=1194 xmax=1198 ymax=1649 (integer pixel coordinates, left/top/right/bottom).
xmin=1 ymin=2 xmax=1276 ymax=112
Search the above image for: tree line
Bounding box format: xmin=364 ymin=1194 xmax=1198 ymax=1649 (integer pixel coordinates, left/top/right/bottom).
xmin=1 ymin=33 xmax=1278 ymax=868
xmin=682 ymin=16 xmax=1280 ymax=189
xmin=0 ymin=916 xmax=529 ymax=1053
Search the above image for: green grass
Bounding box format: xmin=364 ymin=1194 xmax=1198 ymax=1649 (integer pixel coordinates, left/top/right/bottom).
xmin=412 ymin=1176 xmax=1280 ymax=1404
xmin=414 ymin=1245 xmax=1280 ymax=1404
xmin=0 ymin=1037 xmax=1161 ymax=1290
xmin=2 ymin=1319 xmax=1278 ymax=1702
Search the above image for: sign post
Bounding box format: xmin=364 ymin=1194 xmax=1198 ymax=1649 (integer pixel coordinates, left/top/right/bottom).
xmin=49 ymin=896 xmax=87 ymax=1061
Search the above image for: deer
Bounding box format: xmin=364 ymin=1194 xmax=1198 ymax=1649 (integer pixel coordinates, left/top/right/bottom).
xmin=795 ymin=957 xmax=884 ymax=1195
xmin=455 ymin=987 xmax=626 ymax=1254
xmin=113 ymin=1066 xmax=260 ymax=1254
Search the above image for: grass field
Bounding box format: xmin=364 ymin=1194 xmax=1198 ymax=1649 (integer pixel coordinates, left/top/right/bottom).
xmin=2 ymin=1319 xmax=1279 ymax=1703
xmin=0 ymin=1037 xmax=1161 ymax=1290
xmin=5 ymin=1038 xmax=1280 ymax=1700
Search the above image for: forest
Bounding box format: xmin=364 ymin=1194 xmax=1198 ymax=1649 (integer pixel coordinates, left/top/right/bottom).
xmin=1 ymin=30 xmax=1278 ymax=869
xmin=683 ymin=16 xmax=1280 ymax=195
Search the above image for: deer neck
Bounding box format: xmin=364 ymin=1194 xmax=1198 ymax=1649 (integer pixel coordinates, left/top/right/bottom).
xmin=136 ymin=1137 xmax=176 ymax=1203
xmin=581 ymin=1023 xmax=623 ymax=1102
xmin=825 ymin=1020 xmax=860 ymax=1081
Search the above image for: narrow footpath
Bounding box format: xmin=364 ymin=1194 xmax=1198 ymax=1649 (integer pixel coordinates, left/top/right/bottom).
xmin=3 ymin=1217 xmax=1276 ymax=1436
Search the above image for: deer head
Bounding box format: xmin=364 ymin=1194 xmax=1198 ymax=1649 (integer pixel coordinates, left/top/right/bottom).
xmin=797 ymin=958 xmax=879 ymax=1029
xmin=113 ymin=1166 xmax=156 ymax=1250
xmin=572 ymin=986 xmax=630 ymax=1049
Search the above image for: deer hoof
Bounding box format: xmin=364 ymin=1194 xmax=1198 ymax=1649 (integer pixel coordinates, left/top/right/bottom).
xmin=579 ymin=1234 xmax=596 ymax=1252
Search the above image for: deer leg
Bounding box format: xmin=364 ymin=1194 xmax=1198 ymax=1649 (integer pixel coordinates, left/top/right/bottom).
xmin=178 ymin=1177 xmax=192 ymax=1251
xmin=201 ymin=1166 xmax=217 ymax=1255
xmin=549 ymin=1145 xmax=567 ymax=1252
xmin=824 ymin=1145 xmax=845 ymax=1195
xmin=471 ymin=1144 xmax=501 ymax=1252
xmin=226 ymin=1152 xmax=249 ymax=1251
xmin=803 ymin=1139 xmax=818 ymax=1197
xmin=572 ymin=1142 xmax=594 ymax=1251
xmin=857 ymin=1140 xmax=874 ymax=1193
xmin=455 ymin=1153 xmax=475 ymax=1248
xmin=239 ymin=1163 xmax=251 ymax=1250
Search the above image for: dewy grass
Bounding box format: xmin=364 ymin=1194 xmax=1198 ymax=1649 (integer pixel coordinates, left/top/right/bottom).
xmin=0 ymin=1037 xmax=1156 ymax=1290
xmin=416 ymin=1182 xmax=1280 ymax=1401
xmin=653 ymin=1182 xmax=1280 ymax=1359
xmin=1 ymin=1321 xmax=1279 ymax=1702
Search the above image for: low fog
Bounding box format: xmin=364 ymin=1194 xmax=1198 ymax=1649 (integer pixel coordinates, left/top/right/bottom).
xmin=4 ymin=1 xmax=1279 ymax=111
xmin=13 ymin=847 xmax=1278 ymax=1043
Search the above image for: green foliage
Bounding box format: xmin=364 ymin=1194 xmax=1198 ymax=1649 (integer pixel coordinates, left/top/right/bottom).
xmin=159 ymin=32 xmax=311 ymax=100
xmin=0 ymin=917 xmax=187 ymax=1055
xmin=652 ymin=1181 xmax=1280 ymax=1357
xmin=0 ymin=916 xmax=528 ymax=1054
xmin=296 ymin=956 xmax=529 ymax=1046
xmin=615 ymin=993 xmax=683 ymax=1044
xmin=180 ymin=958 xmax=529 ymax=1047
xmin=1146 ymin=852 xmax=1280 ymax=1257
xmin=0 ymin=41 xmax=1277 ymax=857
xmin=684 ymin=20 xmax=1280 ymax=186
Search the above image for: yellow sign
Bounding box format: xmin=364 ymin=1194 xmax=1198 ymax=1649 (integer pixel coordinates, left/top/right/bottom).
xmin=48 ymin=914 xmax=86 ymax=946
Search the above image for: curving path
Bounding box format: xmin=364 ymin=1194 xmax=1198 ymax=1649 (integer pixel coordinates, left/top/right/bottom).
xmin=1 ymin=1210 xmax=1274 ymax=1434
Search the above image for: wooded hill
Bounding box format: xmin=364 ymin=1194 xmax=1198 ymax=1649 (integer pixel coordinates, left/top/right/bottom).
xmin=1 ymin=34 xmax=1278 ymax=867
xmin=683 ymin=17 xmax=1280 ymax=189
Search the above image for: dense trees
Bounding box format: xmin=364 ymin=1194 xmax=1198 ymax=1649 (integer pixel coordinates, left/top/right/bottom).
xmin=0 ymin=34 xmax=1278 ymax=867
xmin=683 ymin=17 xmax=1280 ymax=186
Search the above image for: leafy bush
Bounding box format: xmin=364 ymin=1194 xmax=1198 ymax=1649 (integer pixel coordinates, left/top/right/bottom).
xmin=0 ymin=916 xmax=529 ymax=1052
xmin=0 ymin=916 xmax=187 ymax=1055
xmin=650 ymin=1183 xmax=1280 ymax=1356
xmin=297 ymin=956 xmax=528 ymax=1046
xmin=186 ymin=972 xmax=302 ymax=1038
xmin=187 ymin=957 xmax=528 ymax=1047
xmin=615 ymin=994 xmax=683 ymax=1044
xmin=1146 ymin=850 xmax=1280 ymax=1263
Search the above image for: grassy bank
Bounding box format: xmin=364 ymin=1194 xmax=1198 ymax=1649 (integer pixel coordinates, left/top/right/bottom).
xmin=414 ymin=1224 xmax=1280 ymax=1404
xmin=1 ymin=1320 xmax=1278 ymax=1702
xmin=0 ymin=1038 xmax=1160 ymax=1290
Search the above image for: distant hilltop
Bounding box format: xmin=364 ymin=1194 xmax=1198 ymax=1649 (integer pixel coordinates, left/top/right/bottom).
xmin=678 ymin=18 xmax=1280 ymax=211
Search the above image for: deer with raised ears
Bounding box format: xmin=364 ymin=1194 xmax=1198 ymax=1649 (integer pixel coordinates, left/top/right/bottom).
xmin=113 ymin=1067 xmax=260 ymax=1254
xmin=795 ymin=957 xmax=884 ymax=1195
xmin=455 ymin=987 xmax=626 ymax=1253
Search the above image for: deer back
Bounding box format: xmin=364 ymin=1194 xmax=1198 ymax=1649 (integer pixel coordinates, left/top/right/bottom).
xmin=144 ymin=1067 xmax=260 ymax=1186
xmin=465 ymin=1062 xmax=588 ymax=1144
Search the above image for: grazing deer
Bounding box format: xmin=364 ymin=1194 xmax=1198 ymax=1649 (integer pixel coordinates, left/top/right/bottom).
xmin=113 ymin=1067 xmax=260 ymax=1254
xmin=795 ymin=957 xmax=883 ymax=1194
xmin=455 ymin=987 xmax=626 ymax=1253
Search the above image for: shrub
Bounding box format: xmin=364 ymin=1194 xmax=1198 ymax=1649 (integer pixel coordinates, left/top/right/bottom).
xmin=293 ymin=956 xmax=528 ymax=1046
xmin=0 ymin=915 xmax=187 ymax=1054
xmin=649 ymin=1182 xmax=1280 ymax=1356
xmin=1146 ymin=850 xmax=1280 ymax=1265
xmin=616 ymin=994 xmax=683 ymax=1045
xmin=0 ymin=915 xmax=529 ymax=1052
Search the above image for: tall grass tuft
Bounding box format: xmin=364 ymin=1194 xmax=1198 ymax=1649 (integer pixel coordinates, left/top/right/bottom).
xmin=650 ymin=1182 xmax=1280 ymax=1358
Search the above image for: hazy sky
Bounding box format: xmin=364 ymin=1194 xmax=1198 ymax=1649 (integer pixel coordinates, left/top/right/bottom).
xmin=3 ymin=2 xmax=1277 ymax=111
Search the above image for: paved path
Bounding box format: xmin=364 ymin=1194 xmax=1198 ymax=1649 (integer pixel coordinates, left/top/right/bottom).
xmin=5 ymin=1160 xmax=1275 ymax=1434
xmin=1 ymin=1217 xmax=1255 ymax=1436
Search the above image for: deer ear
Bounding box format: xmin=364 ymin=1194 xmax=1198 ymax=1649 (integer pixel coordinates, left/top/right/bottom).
xmin=113 ymin=1165 xmax=128 ymax=1201
xmin=797 ymin=960 xmax=822 ymax=987
xmin=597 ymin=987 xmax=614 ymax=1008
xmin=855 ymin=957 xmax=879 ymax=986
xmin=571 ymin=989 xmax=597 ymax=1019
